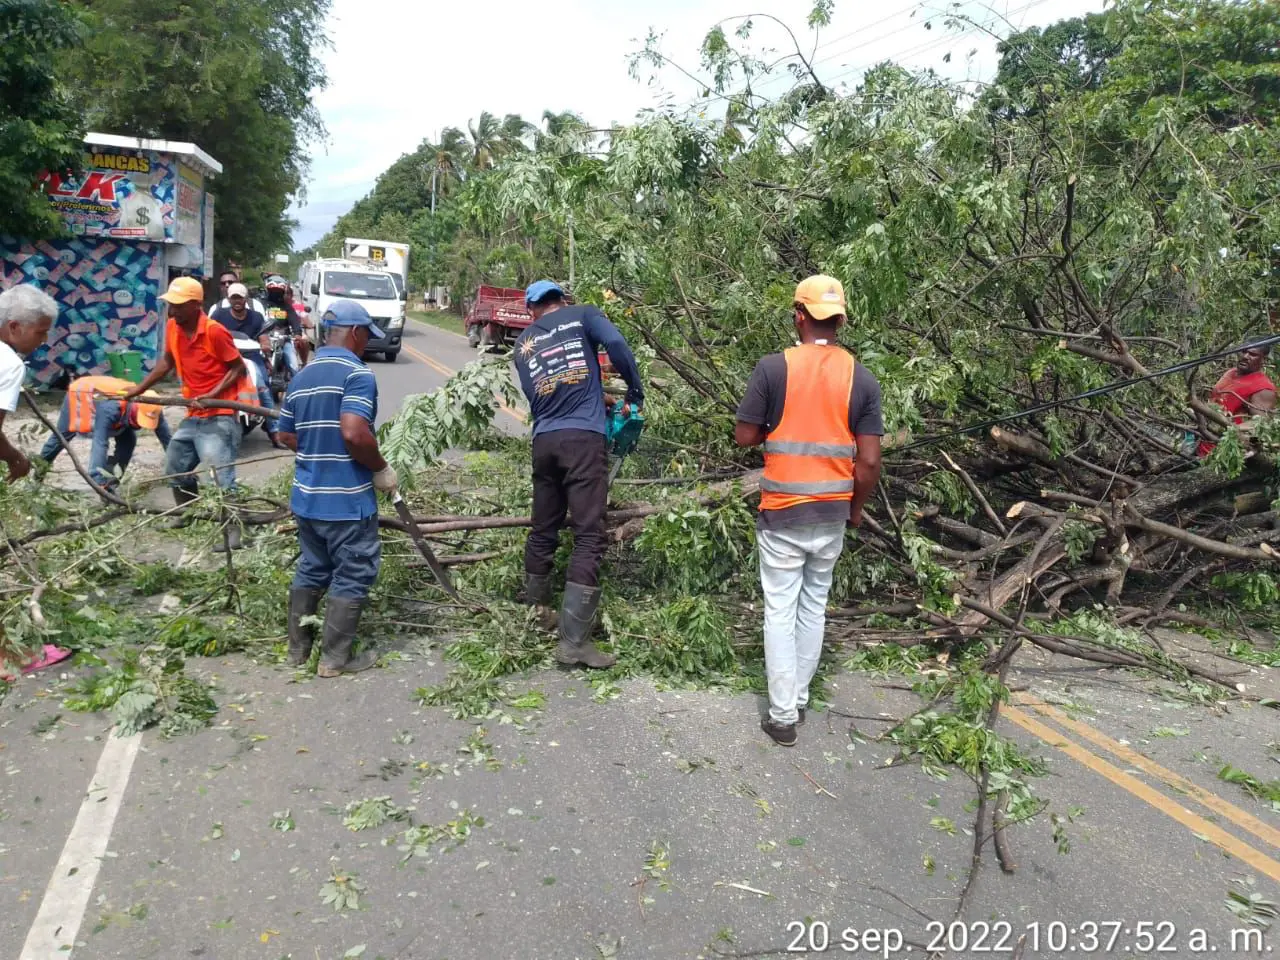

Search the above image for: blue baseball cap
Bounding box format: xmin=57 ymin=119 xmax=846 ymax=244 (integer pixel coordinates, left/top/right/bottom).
xmin=525 ymin=280 xmax=563 ymax=307
xmin=323 ymin=299 xmax=385 ymax=340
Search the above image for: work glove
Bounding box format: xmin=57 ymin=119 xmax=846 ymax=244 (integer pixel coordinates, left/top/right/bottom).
xmin=372 ymin=465 xmax=399 ymax=495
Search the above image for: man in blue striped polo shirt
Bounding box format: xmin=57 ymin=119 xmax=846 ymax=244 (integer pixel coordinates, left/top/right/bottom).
xmin=277 ymin=300 xmax=398 ymax=677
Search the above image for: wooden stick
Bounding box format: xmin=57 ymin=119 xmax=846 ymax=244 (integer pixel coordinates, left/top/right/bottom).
xmin=942 ymin=450 xmax=1007 ymax=535
xmin=793 ymin=763 xmax=838 ymax=799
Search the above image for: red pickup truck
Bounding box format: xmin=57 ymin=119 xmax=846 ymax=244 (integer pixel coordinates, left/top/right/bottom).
xmin=465 ymin=285 xmax=532 ymax=349
xmin=464 ymin=284 xmax=617 ymax=378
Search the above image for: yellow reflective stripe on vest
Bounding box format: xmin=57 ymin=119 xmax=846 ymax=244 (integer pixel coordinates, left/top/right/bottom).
xmin=758 ymin=477 xmax=856 ymax=495
xmin=763 ymin=440 xmax=855 ymax=457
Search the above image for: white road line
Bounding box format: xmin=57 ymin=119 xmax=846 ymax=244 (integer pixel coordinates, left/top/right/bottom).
xmin=20 ymin=730 xmax=142 ymax=959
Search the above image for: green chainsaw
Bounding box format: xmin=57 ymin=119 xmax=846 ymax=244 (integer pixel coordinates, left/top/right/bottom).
xmin=606 ymin=399 xmax=645 ymax=486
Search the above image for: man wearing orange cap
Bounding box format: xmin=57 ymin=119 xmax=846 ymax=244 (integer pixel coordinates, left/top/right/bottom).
xmin=35 ymin=376 xmax=171 ymax=489
xmin=124 ymin=277 xmax=254 ymax=546
xmin=734 ymin=275 xmax=884 ymax=747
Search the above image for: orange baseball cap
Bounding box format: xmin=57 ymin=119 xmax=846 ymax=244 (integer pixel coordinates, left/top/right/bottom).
xmin=794 ymin=275 xmax=847 ymax=323
xmin=134 ymin=391 xmax=162 ymax=430
xmin=159 ymin=276 xmax=205 ymax=305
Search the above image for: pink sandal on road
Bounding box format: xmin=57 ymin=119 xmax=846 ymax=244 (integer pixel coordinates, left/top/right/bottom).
xmin=0 ymin=644 xmax=73 ymax=683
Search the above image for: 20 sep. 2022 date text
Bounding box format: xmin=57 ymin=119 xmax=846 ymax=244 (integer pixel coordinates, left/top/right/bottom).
xmin=785 ymin=919 xmax=1271 ymax=954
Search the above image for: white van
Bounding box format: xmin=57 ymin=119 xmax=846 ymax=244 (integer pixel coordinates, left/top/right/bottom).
xmin=300 ymin=258 xmax=406 ymax=361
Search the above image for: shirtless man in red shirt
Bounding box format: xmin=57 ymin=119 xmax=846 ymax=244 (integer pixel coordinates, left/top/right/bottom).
xmin=1198 ymin=340 xmax=1276 ymax=456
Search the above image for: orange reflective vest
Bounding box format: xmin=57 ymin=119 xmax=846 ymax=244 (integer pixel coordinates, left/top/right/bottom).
xmin=759 ymin=344 xmax=856 ymax=513
xmin=66 ymin=376 xmax=133 ymax=434
xmin=165 ymin=317 xmax=258 ymax=417
xmin=66 ymin=376 xmax=165 ymax=434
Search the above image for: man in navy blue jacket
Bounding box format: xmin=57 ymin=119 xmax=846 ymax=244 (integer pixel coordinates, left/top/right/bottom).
xmin=514 ymin=280 xmax=644 ymax=668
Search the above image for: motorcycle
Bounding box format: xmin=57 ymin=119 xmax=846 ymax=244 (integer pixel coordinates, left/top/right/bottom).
xmin=266 ymin=327 xmax=295 ymax=402
xmin=231 ymin=334 xmax=268 ymax=437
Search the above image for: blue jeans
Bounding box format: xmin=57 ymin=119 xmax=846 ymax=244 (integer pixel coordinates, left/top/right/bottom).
xmin=250 ymin=356 xmax=280 ymax=433
xmin=40 ymin=399 xmax=173 ymax=487
xmin=165 ymin=414 xmax=242 ymax=491
xmin=279 ymin=339 xmax=300 ymax=374
xmin=293 ymin=515 xmax=382 ymax=600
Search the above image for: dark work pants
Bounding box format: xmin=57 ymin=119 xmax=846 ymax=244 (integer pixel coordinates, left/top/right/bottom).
xmin=524 ymin=429 xmax=609 ymax=587
xmin=293 ymin=515 xmax=382 ymax=600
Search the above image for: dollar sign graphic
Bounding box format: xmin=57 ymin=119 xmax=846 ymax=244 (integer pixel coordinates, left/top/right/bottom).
xmin=135 ymin=207 xmax=151 ymax=226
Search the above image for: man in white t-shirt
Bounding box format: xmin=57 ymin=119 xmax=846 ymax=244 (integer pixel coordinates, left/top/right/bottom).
xmin=0 ymin=285 xmax=58 ymax=481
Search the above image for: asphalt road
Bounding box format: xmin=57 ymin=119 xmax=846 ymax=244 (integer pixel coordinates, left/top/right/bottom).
xmin=3 ymin=320 xmax=1280 ymax=959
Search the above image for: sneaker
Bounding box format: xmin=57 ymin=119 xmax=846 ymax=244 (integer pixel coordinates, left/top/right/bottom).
xmin=797 ymin=707 xmax=807 ymax=725
xmin=761 ymin=718 xmax=797 ymax=747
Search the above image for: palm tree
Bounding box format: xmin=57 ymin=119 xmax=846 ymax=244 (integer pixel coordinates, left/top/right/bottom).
xmin=466 ymin=112 xmax=502 ymax=170
xmin=423 ymin=128 xmax=469 ymax=213
xmin=536 ymin=110 xmax=592 ymax=154
xmin=499 ymin=113 xmax=535 ymax=155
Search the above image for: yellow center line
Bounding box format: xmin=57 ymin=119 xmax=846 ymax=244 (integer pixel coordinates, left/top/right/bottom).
xmin=400 ymin=342 xmax=528 ymax=425
xmin=1003 ymin=705 xmax=1280 ymax=883
xmin=1016 ymin=695 xmax=1280 ymax=852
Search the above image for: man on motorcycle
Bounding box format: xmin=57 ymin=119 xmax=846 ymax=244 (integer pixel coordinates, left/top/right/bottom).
xmin=213 ymin=269 xmax=267 ymax=317
xmin=264 ymin=275 xmax=307 ymax=370
xmin=211 ymin=283 xmax=282 ymax=446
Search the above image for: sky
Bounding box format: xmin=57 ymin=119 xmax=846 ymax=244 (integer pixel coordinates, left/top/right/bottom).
xmin=290 ymin=0 xmax=1104 ymax=249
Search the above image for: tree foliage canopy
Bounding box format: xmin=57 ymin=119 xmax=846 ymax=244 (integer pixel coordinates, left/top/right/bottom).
xmin=46 ymin=0 xmax=330 ymax=264
xmin=0 ymin=0 xmax=85 ymax=238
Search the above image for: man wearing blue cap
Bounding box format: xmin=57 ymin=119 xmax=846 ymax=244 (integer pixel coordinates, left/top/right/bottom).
xmin=514 ymin=280 xmax=645 ymax=668
xmin=276 ymin=300 xmax=398 ymax=677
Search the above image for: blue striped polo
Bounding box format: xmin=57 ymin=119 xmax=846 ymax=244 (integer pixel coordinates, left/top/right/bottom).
xmin=278 ymin=346 xmax=379 ymax=520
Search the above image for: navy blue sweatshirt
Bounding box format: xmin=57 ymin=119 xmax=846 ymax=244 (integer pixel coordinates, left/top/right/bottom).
xmin=514 ymin=304 xmax=644 ymax=437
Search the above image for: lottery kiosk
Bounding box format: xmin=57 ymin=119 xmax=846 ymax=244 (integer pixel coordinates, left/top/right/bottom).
xmin=0 ymin=133 xmax=221 ymax=386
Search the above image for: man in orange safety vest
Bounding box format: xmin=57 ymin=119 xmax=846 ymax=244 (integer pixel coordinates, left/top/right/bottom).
xmin=734 ymin=275 xmax=884 ymax=747
xmin=35 ymin=376 xmax=170 ymax=489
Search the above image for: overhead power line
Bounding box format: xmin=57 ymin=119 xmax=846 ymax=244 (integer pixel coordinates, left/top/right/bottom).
xmin=895 ymin=334 xmax=1280 ymax=455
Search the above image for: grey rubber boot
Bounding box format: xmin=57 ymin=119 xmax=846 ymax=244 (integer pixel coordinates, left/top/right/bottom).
xmin=167 ymin=487 xmax=198 ymax=528
xmin=286 ymin=587 xmax=325 ymax=666
xmin=316 ymin=596 xmax=377 ymax=677
xmin=554 ymin=582 xmax=615 ymax=669
xmin=524 ymin=572 xmax=559 ymax=631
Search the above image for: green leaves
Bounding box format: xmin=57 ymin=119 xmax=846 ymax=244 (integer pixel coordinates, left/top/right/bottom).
xmin=1216 ymin=765 xmax=1280 ymax=809
xmin=393 ymin=809 xmax=484 ymax=862
xmin=319 ymin=869 xmax=364 ymax=912
xmin=378 ymin=358 xmax=520 ymax=487
xmin=342 ymin=797 xmax=409 ymax=832
xmin=56 ymin=0 xmax=331 ymax=263
xmin=0 ymin=0 xmax=85 ymax=240
xmin=64 ymin=647 xmax=217 ymax=738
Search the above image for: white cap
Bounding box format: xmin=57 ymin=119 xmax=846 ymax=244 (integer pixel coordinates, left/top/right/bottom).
xmin=228 ymin=282 xmax=249 ymax=298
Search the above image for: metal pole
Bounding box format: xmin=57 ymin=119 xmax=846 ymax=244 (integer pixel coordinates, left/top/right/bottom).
xmin=431 ymin=168 xmax=437 ymax=216
xmin=568 ymin=212 xmax=575 ymax=288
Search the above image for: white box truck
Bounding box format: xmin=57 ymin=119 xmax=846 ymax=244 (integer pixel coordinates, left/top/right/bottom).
xmin=342 ymin=238 xmax=409 ymax=299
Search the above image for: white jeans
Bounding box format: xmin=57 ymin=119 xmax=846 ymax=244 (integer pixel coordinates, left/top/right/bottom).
xmin=758 ymin=522 xmax=846 ymax=725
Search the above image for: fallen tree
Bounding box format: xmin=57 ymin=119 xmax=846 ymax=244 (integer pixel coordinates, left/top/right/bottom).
xmin=4 ymin=0 xmax=1280 ymax=912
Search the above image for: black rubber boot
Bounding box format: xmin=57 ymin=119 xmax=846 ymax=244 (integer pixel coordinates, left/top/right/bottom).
xmin=524 ymin=572 xmax=559 ymax=631
xmin=168 ymin=486 xmax=198 ymax=528
xmin=316 ymin=596 xmax=377 ymax=677
xmin=554 ymin=582 xmax=615 ymax=669
xmin=287 ymin=587 xmax=325 ymax=666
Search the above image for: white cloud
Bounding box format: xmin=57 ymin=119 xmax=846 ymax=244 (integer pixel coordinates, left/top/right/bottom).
xmin=291 ymin=0 xmax=1103 ymax=247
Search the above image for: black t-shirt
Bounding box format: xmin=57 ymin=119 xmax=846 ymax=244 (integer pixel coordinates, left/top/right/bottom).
xmin=263 ymin=299 xmax=302 ymax=335
xmin=736 ymin=348 xmax=884 ymax=529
